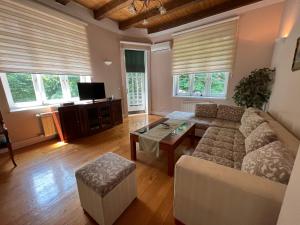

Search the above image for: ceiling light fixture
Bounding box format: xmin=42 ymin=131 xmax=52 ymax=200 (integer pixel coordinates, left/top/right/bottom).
xmin=142 ymin=19 xmax=149 ymax=25
xmin=128 ymin=0 xmax=167 ymax=24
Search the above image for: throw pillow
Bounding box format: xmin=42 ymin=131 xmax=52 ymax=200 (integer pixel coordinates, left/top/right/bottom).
xmin=242 ymin=141 xmax=294 ymax=184
xmin=245 ymin=122 xmax=278 ymax=154
xmin=239 ymin=111 xmax=265 ymax=137
xmin=216 ymin=104 xmax=245 ymax=122
xmin=195 ymin=103 xmax=218 ymax=118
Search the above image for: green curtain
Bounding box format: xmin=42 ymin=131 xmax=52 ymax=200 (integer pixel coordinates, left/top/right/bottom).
xmin=125 ymin=50 xmax=145 ymax=73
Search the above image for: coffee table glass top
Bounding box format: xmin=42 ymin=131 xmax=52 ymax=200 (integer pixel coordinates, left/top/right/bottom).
xmin=132 ymin=118 xmax=195 ymax=144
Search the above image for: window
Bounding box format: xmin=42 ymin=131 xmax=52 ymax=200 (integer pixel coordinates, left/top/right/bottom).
xmin=172 ymin=19 xmax=237 ymax=98
xmin=1 ymin=73 xmax=91 ymax=109
xmin=6 ymin=73 xmax=38 ymax=104
xmin=42 ymin=75 xmax=64 ymax=101
xmin=126 ymin=72 xmax=145 ymax=107
xmin=177 ymin=75 xmax=190 ymax=95
xmin=68 ymin=76 xmax=81 ymax=98
xmin=174 ymin=72 xmax=229 ymax=98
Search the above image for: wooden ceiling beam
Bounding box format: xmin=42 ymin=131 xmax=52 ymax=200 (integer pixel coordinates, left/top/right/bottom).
xmin=94 ymin=0 xmax=131 ymax=20
xmin=148 ymin=0 xmax=262 ymax=34
xmin=55 ymin=0 xmax=71 ymax=5
xmin=119 ymin=0 xmax=204 ymax=30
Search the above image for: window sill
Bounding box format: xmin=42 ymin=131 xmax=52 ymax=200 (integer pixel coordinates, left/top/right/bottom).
xmin=172 ymin=95 xmax=227 ymax=100
xmin=9 ymin=104 xmax=60 ymax=113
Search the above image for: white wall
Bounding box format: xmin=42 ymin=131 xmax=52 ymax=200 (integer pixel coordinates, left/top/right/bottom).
xmin=150 ymin=3 xmax=284 ymax=115
xmin=268 ymin=0 xmax=300 ymax=138
xmin=277 ymin=146 xmax=300 ymax=225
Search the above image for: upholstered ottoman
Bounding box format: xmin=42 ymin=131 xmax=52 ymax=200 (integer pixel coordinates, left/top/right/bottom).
xmin=75 ymin=152 xmax=137 ymax=225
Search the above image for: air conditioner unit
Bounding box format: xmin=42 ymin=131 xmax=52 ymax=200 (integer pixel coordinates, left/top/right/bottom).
xmin=151 ymin=41 xmax=171 ymax=52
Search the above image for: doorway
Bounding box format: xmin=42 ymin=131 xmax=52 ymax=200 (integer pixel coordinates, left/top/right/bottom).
xmin=124 ymin=49 xmax=148 ymax=114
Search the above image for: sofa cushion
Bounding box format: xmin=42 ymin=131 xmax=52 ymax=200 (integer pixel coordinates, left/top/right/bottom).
xmin=210 ymin=118 xmax=241 ymax=130
xmin=242 ymin=141 xmax=294 ymax=184
xmin=239 ymin=111 xmax=265 ymax=137
xmin=195 ymin=103 xmax=218 ymax=118
xmin=192 ymin=127 xmax=246 ymax=169
xmin=216 ymin=104 xmax=245 ymax=122
xmin=245 ymin=122 xmax=278 ymax=154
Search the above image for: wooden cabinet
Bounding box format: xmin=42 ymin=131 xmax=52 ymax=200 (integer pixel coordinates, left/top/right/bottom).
xmin=59 ymin=106 xmax=82 ymax=141
xmin=58 ymin=99 xmax=122 ymax=142
xmin=111 ymin=99 xmax=123 ymax=125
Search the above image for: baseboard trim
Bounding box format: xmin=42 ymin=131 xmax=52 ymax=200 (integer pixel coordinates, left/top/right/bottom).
xmin=11 ymin=134 xmax=57 ymax=150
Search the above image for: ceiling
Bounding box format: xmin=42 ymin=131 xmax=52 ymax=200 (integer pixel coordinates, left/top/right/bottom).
xmin=56 ymin=0 xmax=263 ymax=33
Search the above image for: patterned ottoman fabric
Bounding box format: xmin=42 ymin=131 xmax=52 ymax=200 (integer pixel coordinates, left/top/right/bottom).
xmin=192 ymin=127 xmax=246 ymax=169
xmin=216 ymin=104 xmax=245 ymax=122
xmin=75 ymin=152 xmax=136 ymax=197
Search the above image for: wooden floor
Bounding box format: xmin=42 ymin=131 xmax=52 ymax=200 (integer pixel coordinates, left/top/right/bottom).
xmin=0 ymin=114 xmax=192 ymax=225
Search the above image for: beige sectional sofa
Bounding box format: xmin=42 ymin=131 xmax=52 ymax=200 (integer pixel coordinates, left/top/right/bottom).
xmin=167 ymin=104 xmax=300 ymax=225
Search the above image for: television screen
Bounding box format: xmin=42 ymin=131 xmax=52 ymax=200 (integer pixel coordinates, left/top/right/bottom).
xmin=77 ymin=83 xmax=106 ymax=101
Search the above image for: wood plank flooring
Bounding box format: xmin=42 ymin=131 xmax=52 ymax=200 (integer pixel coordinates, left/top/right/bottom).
xmin=0 ymin=114 xmax=192 ymax=225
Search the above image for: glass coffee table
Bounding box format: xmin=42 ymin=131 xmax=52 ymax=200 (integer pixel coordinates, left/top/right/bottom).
xmin=130 ymin=118 xmax=196 ymax=176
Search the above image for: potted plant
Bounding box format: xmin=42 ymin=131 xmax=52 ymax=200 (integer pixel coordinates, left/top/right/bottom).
xmin=233 ymin=68 xmax=275 ymax=109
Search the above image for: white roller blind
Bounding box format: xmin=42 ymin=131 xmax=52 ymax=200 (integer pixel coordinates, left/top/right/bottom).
xmin=172 ymin=19 xmax=238 ymax=75
xmin=0 ymin=0 xmax=91 ymax=76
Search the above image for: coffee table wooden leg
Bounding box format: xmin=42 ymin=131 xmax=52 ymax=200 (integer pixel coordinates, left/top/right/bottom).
xmin=190 ymin=126 xmax=196 ymax=147
xmin=130 ymin=134 xmax=137 ymax=161
xmin=167 ymin=150 xmax=175 ymax=177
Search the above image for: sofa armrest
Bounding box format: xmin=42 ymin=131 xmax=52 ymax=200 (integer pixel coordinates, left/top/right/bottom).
xmin=174 ymin=156 xmax=286 ymax=225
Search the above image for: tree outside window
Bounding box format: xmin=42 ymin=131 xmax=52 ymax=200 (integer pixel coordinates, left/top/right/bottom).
xmin=6 ymin=73 xmax=37 ymax=103
xmin=42 ymin=75 xmax=63 ymax=100
xmin=67 ymin=76 xmax=80 ymax=98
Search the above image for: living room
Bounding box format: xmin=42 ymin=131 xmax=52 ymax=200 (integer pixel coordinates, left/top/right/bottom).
xmin=0 ymin=0 xmax=299 ymax=224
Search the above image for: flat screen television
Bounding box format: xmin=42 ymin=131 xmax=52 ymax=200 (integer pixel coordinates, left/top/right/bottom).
xmin=77 ymin=82 xmax=106 ymax=102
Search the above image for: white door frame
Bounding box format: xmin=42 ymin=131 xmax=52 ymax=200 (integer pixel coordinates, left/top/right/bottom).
xmin=120 ymin=47 xmax=151 ymax=117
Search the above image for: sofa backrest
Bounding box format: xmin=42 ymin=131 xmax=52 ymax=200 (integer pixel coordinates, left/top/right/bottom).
xmin=195 ymin=103 xmax=244 ymax=122
xmin=260 ymin=111 xmax=300 ymax=157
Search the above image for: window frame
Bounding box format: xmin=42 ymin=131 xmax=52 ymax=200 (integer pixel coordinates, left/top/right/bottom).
xmin=173 ymin=71 xmax=229 ymax=99
xmin=0 ymin=72 xmax=91 ymax=110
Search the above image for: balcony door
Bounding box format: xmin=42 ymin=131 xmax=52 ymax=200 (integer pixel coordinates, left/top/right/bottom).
xmin=124 ymin=49 xmax=147 ymax=114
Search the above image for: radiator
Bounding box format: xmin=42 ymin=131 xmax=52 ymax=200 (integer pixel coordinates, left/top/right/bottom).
xmin=181 ymin=101 xmax=198 ymax=112
xmin=38 ymin=113 xmax=57 ymax=137
xmin=181 ymin=100 xmax=214 ymax=112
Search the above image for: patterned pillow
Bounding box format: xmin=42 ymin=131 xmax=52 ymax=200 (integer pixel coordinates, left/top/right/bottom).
xmin=245 ymin=122 xmax=278 ymax=154
xmin=216 ymin=104 xmax=245 ymax=122
xmin=239 ymin=111 xmax=265 ymax=137
xmin=242 ymin=141 xmax=294 ymax=184
xmin=195 ymin=103 xmax=218 ymax=118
